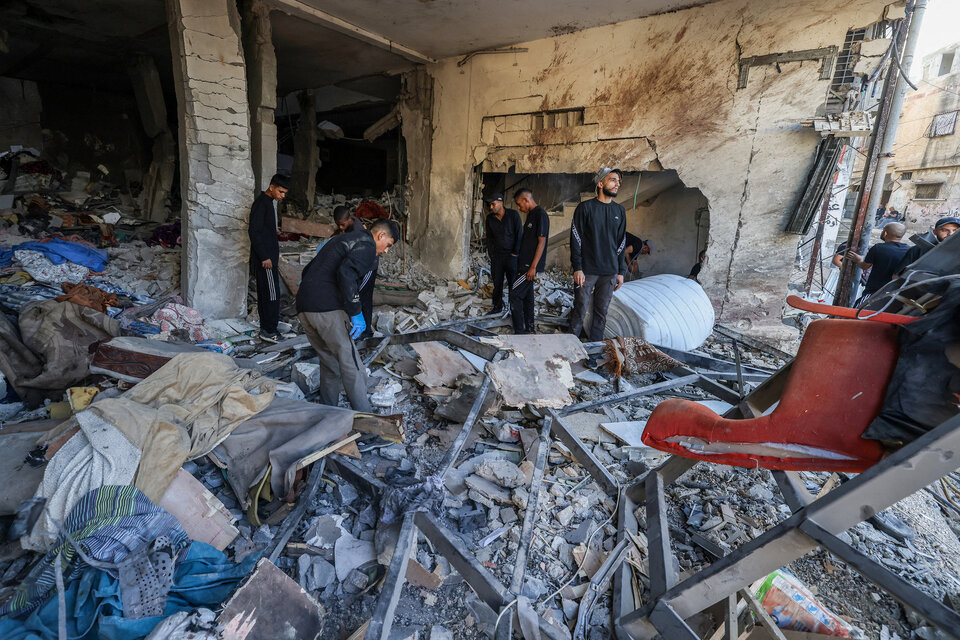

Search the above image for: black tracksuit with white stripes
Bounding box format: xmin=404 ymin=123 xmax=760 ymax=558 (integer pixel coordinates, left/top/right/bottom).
xmin=248 ymin=191 xmax=281 ymax=334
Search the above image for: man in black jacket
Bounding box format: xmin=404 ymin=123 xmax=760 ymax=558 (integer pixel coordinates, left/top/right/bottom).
xmin=568 ymin=167 xmax=627 ymax=342
xmin=296 ymin=219 xmax=399 ymax=411
xmin=248 ymin=173 xmax=289 ymax=343
xmin=510 ymin=189 xmax=549 ymax=334
xmin=333 ymin=205 xmax=376 ymax=337
xmin=484 ymin=193 xmax=522 ymax=314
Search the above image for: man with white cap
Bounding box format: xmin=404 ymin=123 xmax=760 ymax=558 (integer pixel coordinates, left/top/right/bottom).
xmin=568 ymin=167 xmax=627 ymax=342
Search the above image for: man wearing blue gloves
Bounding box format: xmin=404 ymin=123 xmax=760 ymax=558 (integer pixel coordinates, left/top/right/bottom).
xmin=296 ymin=218 xmax=399 ymax=411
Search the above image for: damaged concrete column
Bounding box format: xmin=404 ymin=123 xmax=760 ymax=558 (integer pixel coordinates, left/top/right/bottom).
xmin=289 ymin=90 xmax=318 ymax=213
xmin=127 ymin=55 xmax=175 ymax=222
xmin=240 ymin=0 xmax=278 ymax=194
xmin=399 ymin=68 xmax=434 ymax=247
xmin=166 ymin=0 xmax=255 ymax=318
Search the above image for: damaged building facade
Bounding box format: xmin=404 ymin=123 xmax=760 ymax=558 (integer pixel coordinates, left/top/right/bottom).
xmin=3 ymin=2 xmax=960 ymax=640
xmin=1 ymin=0 xmax=900 ymax=343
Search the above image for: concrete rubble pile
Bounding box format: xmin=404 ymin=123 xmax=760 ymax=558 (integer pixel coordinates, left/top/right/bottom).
xmin=0 ymin=183 xmax=957 ymax=640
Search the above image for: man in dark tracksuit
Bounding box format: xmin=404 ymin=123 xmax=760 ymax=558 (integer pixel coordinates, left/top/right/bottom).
xmin=569 ymin=167 xmax=627 ymax=342
xmin=510 ymin=188 xmax=549 ymax=334
xmin=296 ymin=219 xmax=399 ymax=411
xmin=484 ymin=193 xmax=523 ymax=314
xmin=248 ymin=173 xmax=289 ymax=343
xmin=334 ymin=206 xmax=376 ymax=338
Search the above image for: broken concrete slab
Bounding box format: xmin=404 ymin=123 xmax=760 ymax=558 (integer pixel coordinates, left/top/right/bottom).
xmin=483 ymin=334 xmax=588 ymax=408
xmin=598 ymin=420 xmax=648 ymax=447
xmin=464 ymin=474 xmax=512 ymax=504
xmin=292 ymin=362 xmax=322 ymax=394
xmin=411 ymin=341 xmax=475 ymax=388
xmin=474 ymin=458 xmax=527 ymax=489
xmin=219 ymin=559 xmax=324 ymax=640
xmin=297 ymin=554 xmax=337 ymax=592
xmin=563 ymin=412 xmax=617 ymax=444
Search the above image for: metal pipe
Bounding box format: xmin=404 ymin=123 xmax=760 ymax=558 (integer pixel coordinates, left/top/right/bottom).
xmin=852 ymin=0 xmax=927 ymax=303
xmin=837 ymin=3 xmax=925 ymax=305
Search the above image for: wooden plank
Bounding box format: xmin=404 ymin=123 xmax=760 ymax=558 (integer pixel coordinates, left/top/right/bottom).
xmin=281 ymin=216 xmax=335 ymax=238
xmin=158 ymin=469 xmax=238 ymax=551
xmin=353 ymin=413 xmax=405 ymax=443
xmin=219 ymin=559 xmax=324 ymax=639
xmin=295 ymin=433 xmax=361 ymax=470
xmin=335 ymin=439 xmax=362 ymax=459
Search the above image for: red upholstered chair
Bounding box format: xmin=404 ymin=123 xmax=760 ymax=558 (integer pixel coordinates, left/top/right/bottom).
xmin=641 ymin=319 xmax=899 ymax=472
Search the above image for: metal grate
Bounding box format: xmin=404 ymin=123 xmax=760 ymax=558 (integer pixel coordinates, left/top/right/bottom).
xmin=915 ymin=183 xmax=943 ymax=199
xmin=930 ymin=111 xmax=958 ymax=137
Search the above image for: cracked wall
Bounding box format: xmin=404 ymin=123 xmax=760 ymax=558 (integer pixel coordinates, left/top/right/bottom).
xmin=408 ymin=0 xmax=892 ymax=344
xmin=166 ymin=0 xmax=255 ymax=318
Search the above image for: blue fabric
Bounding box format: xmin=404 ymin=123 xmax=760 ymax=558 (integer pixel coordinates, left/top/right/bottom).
xmin=0 ymin=240 xmax=108 ymax=271
xmin=1 ymin=486 xmax=190 ymax=618
xmin=0 ymin=543 xmax=260 ymax=640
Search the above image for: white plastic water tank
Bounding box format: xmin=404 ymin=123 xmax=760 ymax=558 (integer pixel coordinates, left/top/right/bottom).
xmin=599 ymin=274 xmax=715 ymax=350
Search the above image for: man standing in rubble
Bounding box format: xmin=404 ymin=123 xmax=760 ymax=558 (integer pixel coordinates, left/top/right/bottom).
xmin=333 ymin=205 xmax=376 ymax=338
xmin=510 ymin=188 xmax=549 ymax=333
xmin=248 ymin=173 xmax=290 ymax=343
xmin=296 ymin=219 xmax=399 ymax=411
xmin=568 ymin=167 xmax=627 ymax=342
xmin=484 ymin=193 xmax=522 ymax=314
xmin=844 ymin=222 xmax=909 ymax=300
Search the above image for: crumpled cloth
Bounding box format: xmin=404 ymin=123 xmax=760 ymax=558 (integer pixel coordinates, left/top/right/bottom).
xmin=148 ymin=303 xmax=208 ymax=342
xmin=15 ymin=249 xmax=89 ymax=285
xmin=23 ymin=411 xmax=142 ymax=552
xmin=211 ymin=397 xmax=355 ymax=507
xmin=0 ymin=541 xmax=255 ymax=640
xmin=0 ymin=238 xmax=109 ymax=271
xmin=0 ymin=283 xmax=59 ymax=312
xmin=0 ymin=300 xmax=119 ymax=407
xmin=3 ymin=485 xmax=190 ymax=617
xmin=55 ymin=282 xmax=120 ymax=313
xmin=39 ymin=352 xmax=276 ymax=505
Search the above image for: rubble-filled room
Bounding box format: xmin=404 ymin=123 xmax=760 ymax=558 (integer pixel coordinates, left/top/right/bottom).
xmin=0 ymin=1 xmax=959 ymax=640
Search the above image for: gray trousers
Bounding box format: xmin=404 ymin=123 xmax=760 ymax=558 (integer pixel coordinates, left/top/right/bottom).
xmin=298 ymin=310 xmax=372 ymax=412
xmin=568 ymin=274 xmax=618 ymax=342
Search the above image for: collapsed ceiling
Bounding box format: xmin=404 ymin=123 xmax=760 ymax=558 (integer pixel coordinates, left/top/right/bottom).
xmin=0 ymin=0 xmax=724 ymax=98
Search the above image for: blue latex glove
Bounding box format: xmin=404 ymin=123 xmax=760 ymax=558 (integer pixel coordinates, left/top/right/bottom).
xmin=349 ymin=313 xmax=366 ymax=339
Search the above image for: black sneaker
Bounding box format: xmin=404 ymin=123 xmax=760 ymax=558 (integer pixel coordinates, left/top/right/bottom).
xmin=259 ymin=331 xmax=280 ymax=344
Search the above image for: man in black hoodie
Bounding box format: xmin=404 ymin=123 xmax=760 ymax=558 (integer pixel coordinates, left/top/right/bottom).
xmin=296 ymin=218 xmax=399 ymax=411
xmin=248 ymin=173 xmax=289 ymax=343
xmin=568 ymin=167 xmax=627 ymax=342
